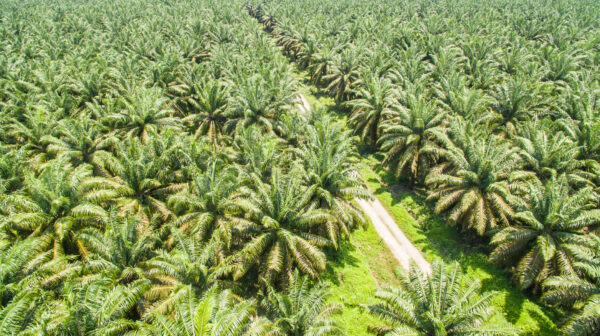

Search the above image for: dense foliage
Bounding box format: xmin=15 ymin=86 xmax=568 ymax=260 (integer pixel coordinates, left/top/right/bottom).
xmin=247 ymin=0 xmax=600 ymax=334
xmin=2 ymin=0 xmax=600 ymax=334
xmin=0 ymin=0 xmax=365 ymax=334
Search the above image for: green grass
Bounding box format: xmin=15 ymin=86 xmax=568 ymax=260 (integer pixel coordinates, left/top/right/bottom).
xmin=359 ymin=155 xmax=560 ymax=336
xmin=323 ymin=220 xmax=401 ymax=335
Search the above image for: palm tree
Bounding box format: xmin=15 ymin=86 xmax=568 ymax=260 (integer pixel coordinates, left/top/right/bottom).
xmin=308 ymin=45 xmax=337 ymax=86
xmin=262 ymin=270 xmax=343 ymax=335
xmin=365 ymin=260 xmax=517 ymax=336
xmin=7 ymin=106 xmax=58 ymax=170
xmin=143 ymin=227 xmax=218 ymax=315
xmin=346 ymin=76 xmax=395 ymax=149
xmin=480 ymin=78 xmax=549 ymax=134
xmin=0 ymin=288 xmax=40 ymax=335
xmin=81 ymin=137 xmax=185 ymax=231
xmin=514 ymin=119 xmax=591 ymax=187
xmin=542 ymin=254 xmax=600 ymax=336
xmin=100 ymin=289 xmax=275 ymax=336
xmin=558 ymin=101 xmax=600 ymax=162
xmin=1 ymin=159 xmax=107 ymax=259
xmin=562 ymin=295 xmax=600 ymax=336
xmin=224 ymin=170 xmax=330 ymax=285
xmin=233 ymin=126 xmax=287 ymax=181
xmin=174 ymin=79 xmax=230 ymax=144
xmin=379 ymin=95 xmax=447 ymax=184
xmin=425 ymin=119 xmax=529 ymax=235
xmin=323 ymin=49 xmax=360 ymax=103
xmin=490 ymin=175 xmax=600 ymax=292
xmin=75 ymin=210 xmax=160 ymax=284
xmin=0 ymin=144 xmax=26 ymax=195
xmin=102 ymin=87 xmax=181 ymax=143
xmin=168 ymin=160 xmax=239 ymax=246
xmin=39 ymin=278 xmax=150 ymax=335
xmin=299 ymin=112 xmax=368 ymax=248
xmin=227 ymin=75 xmax=290 ymax=134
xmin=42 ymin=113 xmax=116 ymax=166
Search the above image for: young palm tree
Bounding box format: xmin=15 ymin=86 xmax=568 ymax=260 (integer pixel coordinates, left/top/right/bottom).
xmin=425 ymin=119 xmax=529 ymax=235
xmin=346 ymin=76 xmax=395 ymax=149
xmin=379 ymin=95 xmax=447 ymax=184
xmin=224 ymin=170 xmax=330 ymax=285
xmin=262 ymin=270 xmax=343 ymax=335
xmin=490 ymin=175 xmax=600 ymax=292
xmin=365 ymin=260 xmax=517 ymax=336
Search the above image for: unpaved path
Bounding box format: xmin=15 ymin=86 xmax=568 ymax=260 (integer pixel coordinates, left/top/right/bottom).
xmin=296 ymin=94 xmax=431 ymax=274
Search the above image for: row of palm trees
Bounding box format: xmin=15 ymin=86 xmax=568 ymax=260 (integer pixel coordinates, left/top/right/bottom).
xmin=248 ymin=0 xmax=600 ymax=334
xmin=0 ymin=0 xmax=379 ymax=334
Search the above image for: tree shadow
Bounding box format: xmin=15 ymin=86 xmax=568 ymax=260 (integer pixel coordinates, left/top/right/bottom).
xmin=322 ymin=239 xmax=360 ymax=286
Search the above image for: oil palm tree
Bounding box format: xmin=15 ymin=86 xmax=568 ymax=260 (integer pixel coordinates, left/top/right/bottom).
xmin=379 ymin=95 xmax=447 ymax=184
xmin=262 ymin=270 xmax=343 ymax=335
xmin=426 ymin=119 xmax=529 ymax=235
xmin=514 ymin=119 xmax=591 ymax=187
xmin=233 ymin=126 xmax=287 ymax=181
xmin=38 ymin=278 xmax=150 ymax=336
xmin=298 ymin=112 xmax=368 ymax=248
xmin=143 ymin=227 xmax=218 ymax=315
xmin=100 ymin=289 xmax=275 ymax=336
xmin=81 ymin=137 xmax=185 ymax=231
xmin=481 ymin=78 xmax=549 ymax=134
xmin=545 ymin=260 xmax=600 ymax=336
xmin=168 ymin=159 xmax=239 ymax=246
xmin=42 ymin=113 xmax=116 ymax=166
xmin=323 ymin=49 xmax=360 ymax=103
xmin=1 ymin=159 xmax=107 ymax=259
xmin=102 ymin=87 xmax=181 ymax=143
xmin=558 ymin=102 xmax=600 ymax=162
xmin=7 ymin=106 xmax=58 ymax=170
xmin=227 ymin=75 xmax=290 ymax=134
xmin=223 ymin=170 xmax=330 ymax=285
xmin=490 ymin=175 xmax=600 ymax=292
xmin=346 ymin=76 xmax=395 ymax=149
xmin=0 ymin=144 xmax=26 ymax=195
xmin=176 ymin=80 xmax=230 ymax=144
xmin=75 ymin=210 xmax=160 ymax=284
xmin=365 ymin=260 xmax=517 ymax=336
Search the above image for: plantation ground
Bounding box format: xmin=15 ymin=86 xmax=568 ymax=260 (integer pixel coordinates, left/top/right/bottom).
xmin=298 ymin=83 xmax=559 ymax=335
xmin=360 ymin=159 xmax=560 ymax=335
